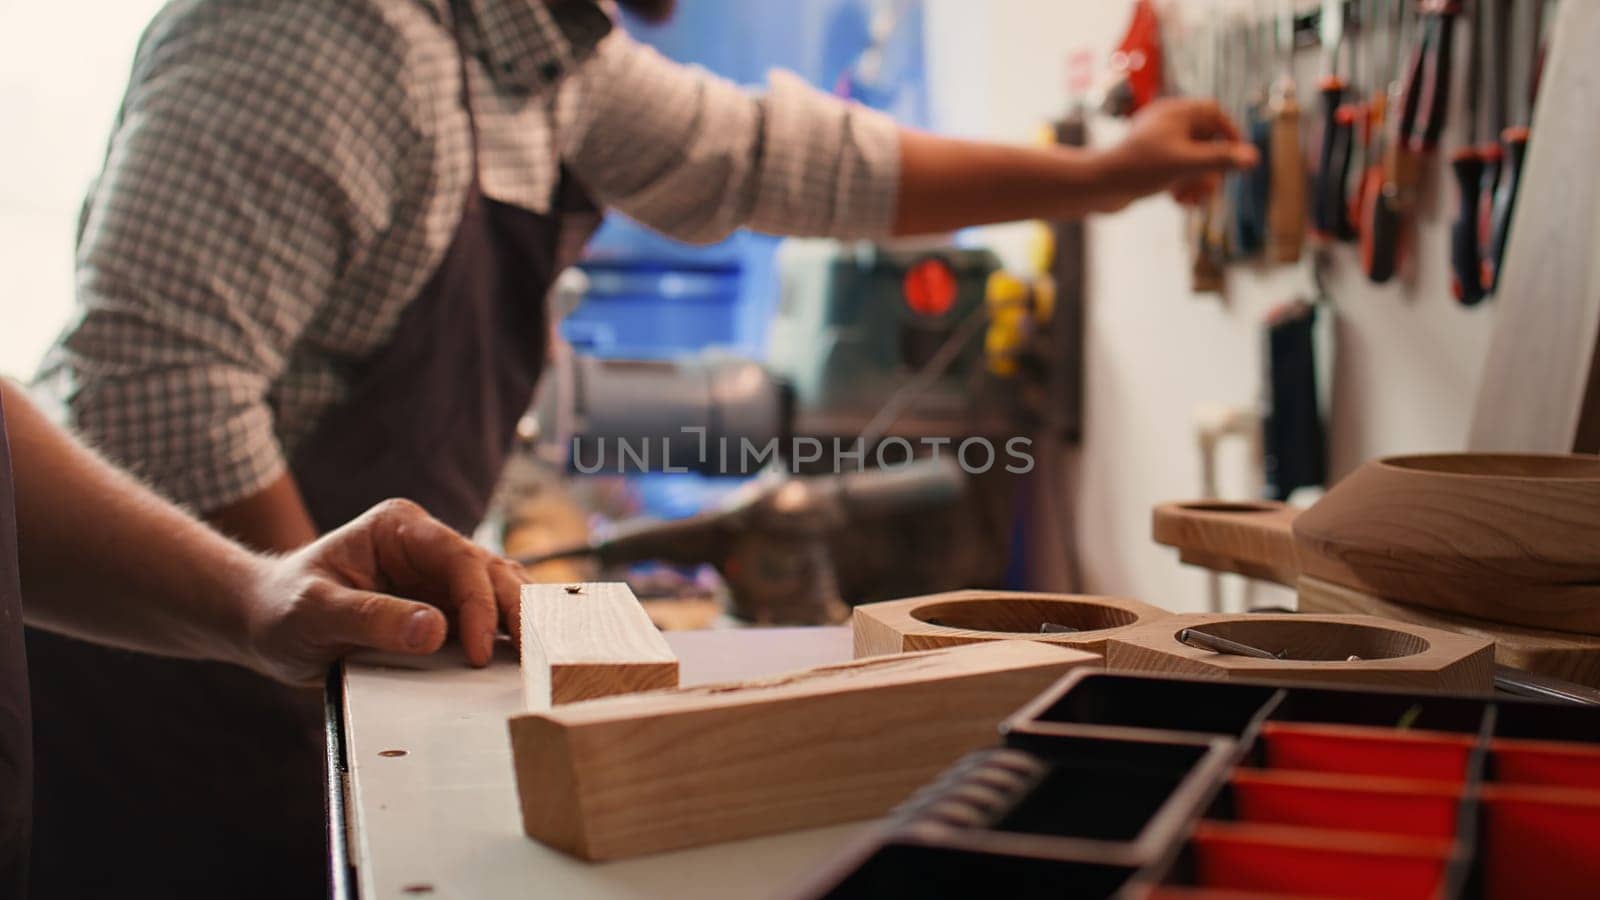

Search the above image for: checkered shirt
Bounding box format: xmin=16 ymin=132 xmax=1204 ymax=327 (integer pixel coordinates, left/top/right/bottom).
xmin=38 ymin=0 xmax=900 ymax=512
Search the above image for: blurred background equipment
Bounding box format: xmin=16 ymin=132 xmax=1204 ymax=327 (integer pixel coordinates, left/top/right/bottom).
xmin=518 ymin=458 xmax=967 ymax=625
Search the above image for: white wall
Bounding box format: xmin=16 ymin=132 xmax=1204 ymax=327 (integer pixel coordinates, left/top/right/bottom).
xmin=0 ymin=1 xmax=169 ymax=378
xmin=925 ymin=0 xmax=1497 ymax=612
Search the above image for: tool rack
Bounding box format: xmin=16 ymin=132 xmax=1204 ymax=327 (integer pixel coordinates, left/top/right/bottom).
xmin=792 ymin=669 xmax=1600 ymax=899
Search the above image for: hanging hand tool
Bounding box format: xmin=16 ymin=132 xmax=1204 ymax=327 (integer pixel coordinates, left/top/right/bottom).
xmin=1384 ymin=0 xmax=1426 ymax=214
xmin=1267 ymin=0 xmax=1307 ymax=263
xmin=1403 ymin=0 xmax=1462 ymax=153
xmin=1486 ymin=0 xmax=1536 ymax=291
xmin=1192 ymin=11 xmax=1228 ymax=292
xmin=1450 ymin=0 xmax=1489 ymax=303
xmin=1312 ymin=0 xmax=1357 ymax=241
xmin=1341 ymin=0 xmax=1372 ymax=240
xmin=1360 ymin=0 xmax=1405 ymax=282
xmin=1233 ymin=18 xmax=1274 ymax=259
xmin=1475 ymin=0 xmax=1508 ymax=293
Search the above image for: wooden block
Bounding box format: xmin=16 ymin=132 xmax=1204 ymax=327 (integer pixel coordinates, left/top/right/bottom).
xmin=1104 ymin=613 xmax=1495 ymax=693
xmin=1298 ymin=576 xmax=1600 ymax=689
xmin=520 ymin=582 xmax=678 ymax=710
xmin=852 ymin=589 xmax=1168 ymax=658
xmin=507 ymin=640 xmax=1097 ymax=860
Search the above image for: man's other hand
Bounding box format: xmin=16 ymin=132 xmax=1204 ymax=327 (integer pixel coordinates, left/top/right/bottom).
xmin=1097 ymin=97 xmax=1260 ymax=211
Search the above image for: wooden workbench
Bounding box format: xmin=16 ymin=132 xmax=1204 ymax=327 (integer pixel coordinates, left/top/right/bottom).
xmin=330 ymin=627 xmax=864 ymax=899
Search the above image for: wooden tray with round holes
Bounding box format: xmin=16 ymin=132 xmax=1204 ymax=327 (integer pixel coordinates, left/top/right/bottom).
xmin=1153 ymin=453 xmax=1600 ymax=636
xmin=851 ymin=590 xmax=1169 ymax=659
xmin=1103 ymin=613 xmax=1496 ymax=693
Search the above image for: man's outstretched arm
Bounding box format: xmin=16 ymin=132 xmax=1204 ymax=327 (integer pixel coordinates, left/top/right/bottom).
xmin=5 ymin=380 xmax=525 ymax=683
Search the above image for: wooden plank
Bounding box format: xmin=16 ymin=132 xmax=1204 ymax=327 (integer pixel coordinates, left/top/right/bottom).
xmin=1469 ymin=1 xmax=1600 ymax=452
xmin=507 ymin=640 xmax=1097 ymax=861
xmin=1298 ymin=576 xmax=1600 ymax=689
xmin=521 ymin=582 xmax=678 ymax=709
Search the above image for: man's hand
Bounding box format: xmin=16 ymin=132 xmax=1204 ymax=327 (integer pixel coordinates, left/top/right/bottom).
xmin=242 ymin=499 xmax=529 ymax=684
xmin=1095 ymin=97 xmax=1261 ymax=211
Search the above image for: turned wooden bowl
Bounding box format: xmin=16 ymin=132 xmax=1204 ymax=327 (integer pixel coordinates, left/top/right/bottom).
xmin=852 ymin=590 xmax=1168 ymax=658
xmin=1154 ymin=453 xmax=1600 ymax=635
xmin=1104 ymin=613 xmax=1496 ymax=692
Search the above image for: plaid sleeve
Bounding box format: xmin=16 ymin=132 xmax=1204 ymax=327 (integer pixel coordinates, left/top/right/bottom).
xmin=563 ymin=29 xmax=901 ymax=245
xmin=46 ymin=3 xmax=419 ymax=512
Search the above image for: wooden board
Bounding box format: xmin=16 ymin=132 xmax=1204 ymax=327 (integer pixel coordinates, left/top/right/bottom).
xmin=521 ymin=583 xmax=678 ymax=709
xmin=1104 ymin=613 xmax=1495 ymax=693
xmin=507 ymin=640 xmax=1097 ymax=861
xmin=852 ymin=589 xmax=1167 ymax=657
xmin=1297 ymin=576 xmax=1600 ymax=689
xmin=1469 ymin=0 xmax=1600 ymax=454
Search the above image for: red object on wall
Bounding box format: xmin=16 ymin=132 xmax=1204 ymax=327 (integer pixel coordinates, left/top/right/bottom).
xmin=1108 ymin=0 xmax=1165 ymax=114
xmin=903 ymin=258 xmax=958 ymax=317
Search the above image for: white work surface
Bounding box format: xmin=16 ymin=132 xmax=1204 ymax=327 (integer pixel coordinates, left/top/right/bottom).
xmin=341 ymin=626 xmax=868 ymax=899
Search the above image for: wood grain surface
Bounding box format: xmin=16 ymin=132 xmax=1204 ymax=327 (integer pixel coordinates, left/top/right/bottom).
xmin=1292 ymin=454 xmax=1600 ymax=633
xmin=1151 ymin=501 xmax=1301 ymax=587
xmin=507 ymin=640 xmax=1097 ymax=861
xmin=1155 ymin=453 xmax=1600 ymax=635
xmin=852 ymin=589 xmax=1166 ymax=657
xmin=521 ymin=583 xmax=679 ymax=709
xmin=1298 ymin=576 xmax=1600 ymax=689
xmin=1104 ymin=613 xmax=1495 ymax=693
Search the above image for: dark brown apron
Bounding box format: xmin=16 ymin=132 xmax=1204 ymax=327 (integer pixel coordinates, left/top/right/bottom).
xmin=0 ymin=393 xmax=33 ymax=899
xmin=25 ymin=22 xmax=600 ymax=897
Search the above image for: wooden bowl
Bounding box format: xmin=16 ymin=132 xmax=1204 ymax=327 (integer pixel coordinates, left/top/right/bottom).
xmin=852 ymin=590 xmax=1168 ymax=658
xmin=1154 ymin=453 xmax=1600 ymax=636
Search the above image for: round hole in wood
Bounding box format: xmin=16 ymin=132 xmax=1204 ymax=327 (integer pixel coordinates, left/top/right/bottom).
xmin=378 ymin=749 xmax=408 ymax=758
xmin=1176 ymin=500 xmax=1281 ymax=513
xmin=1380 ymin=453 xmax=1600 ymax=479
xmin=910 ymin=597 xmax=1141 ymax=634
xmin=1181 ymin=620 xmax=1430 ymax=661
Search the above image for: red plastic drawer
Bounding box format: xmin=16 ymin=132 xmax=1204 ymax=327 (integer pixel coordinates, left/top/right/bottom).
xmin=1229 ymin=769 xmax=1462 ymax=838
xmin=1258 ymin=722 xmax=1475 ymax=782
xmin=1492 ymin=738 xmax=1600 ymax=789
xmin=1191 ymin=822 xmax=1451 ymax=899
xmin=1481 ymin=784 xmax=1600 ymax=900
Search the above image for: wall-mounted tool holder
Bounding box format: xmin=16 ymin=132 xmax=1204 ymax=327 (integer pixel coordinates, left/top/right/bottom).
xmin=787 ymin=670 xmax=1600 ymax=900
xmin=852 ymin=590 xmax=1167 ymax=658
xmin=1104 ymin=612 xmax=1495 ymax=693
xmin=1154 ymin=452 xmax=1600 ymax=687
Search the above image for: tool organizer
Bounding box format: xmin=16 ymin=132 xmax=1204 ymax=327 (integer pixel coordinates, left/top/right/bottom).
xmin=790 ymin=670 xmax=1600 ymax=900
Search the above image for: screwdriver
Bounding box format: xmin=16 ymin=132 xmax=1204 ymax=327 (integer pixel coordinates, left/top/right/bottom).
xmin=1450 ymin=0 xmax=1487 ymax=304
xmin=1361 ymin=0 xmax=1405 ymax=283
xmin=1340 ymin=1 xmax=1371 ymax=241
xmin=1312 ymin=0 xmax=1355 ymax=240
xmin=1486 ymin=0 xmax=1536 ymax=291
xmin=1233 ymin=19 xmax=1274 ymax=259
xmin=1267 ymin=0 xmax=1307 ymax=263
xmin=1384 ymin=0 xmax=1425 ymax=216
xmin=1406 ymin=0 xmax=1462 ymax=153
xmin=1476 ymin=0 xmax=1507 ymax=292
